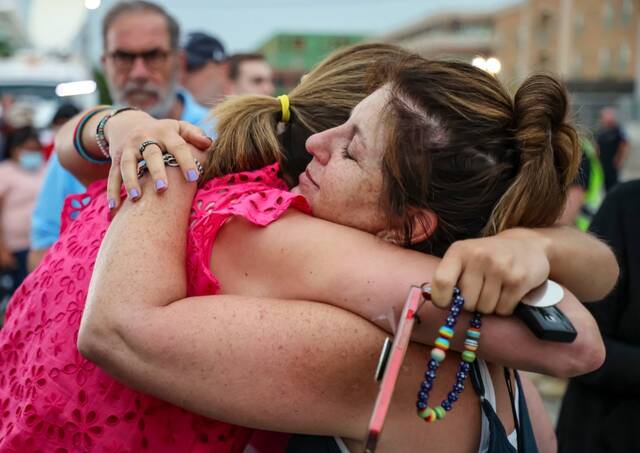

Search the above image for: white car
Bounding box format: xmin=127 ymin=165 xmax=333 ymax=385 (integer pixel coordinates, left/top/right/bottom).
xmin=0 ymin=52 xmax=98 ymax=128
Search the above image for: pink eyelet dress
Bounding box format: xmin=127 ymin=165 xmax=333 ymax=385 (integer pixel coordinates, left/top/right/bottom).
xmin=0 ymin=163 xmax=310 ymax=453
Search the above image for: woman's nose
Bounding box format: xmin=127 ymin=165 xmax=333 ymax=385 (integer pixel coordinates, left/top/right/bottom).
xmin=305 ymin=128 xmax=333 ymax=165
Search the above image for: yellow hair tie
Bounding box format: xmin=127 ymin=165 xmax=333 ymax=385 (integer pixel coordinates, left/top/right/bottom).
xmin=277 ymin=94 xmax=291 ymax=123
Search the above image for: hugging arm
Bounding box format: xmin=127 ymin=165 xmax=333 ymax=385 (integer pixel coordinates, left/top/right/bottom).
xmin=56 ymin=109 xmax=210 ymax=197
xmin=429 ymin=227 xmax=617 ymax=312
xmin=213 ymin=210 xmax=603 ymax=377
xmin=513 ymin=226 xmax=617 ymax=302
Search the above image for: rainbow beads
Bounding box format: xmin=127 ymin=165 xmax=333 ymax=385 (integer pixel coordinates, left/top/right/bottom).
xmin=439 ymin=326 xmax=454 ymax=339
xmin=467 ymin=327 xmax=481 ymax=339
xmin=462 ymin=322 xmax=481 ymax=364
xmin=415 ymin=286 xmax=482 ymax=424
xmin=464 ymin=338 xmax=479 ymax=352
xmin=434 ymin=337 xmax=450 ymax=350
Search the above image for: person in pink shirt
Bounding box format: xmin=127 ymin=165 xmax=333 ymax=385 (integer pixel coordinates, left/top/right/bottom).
xmin=0 ymin=127 xmax=44 ymax=300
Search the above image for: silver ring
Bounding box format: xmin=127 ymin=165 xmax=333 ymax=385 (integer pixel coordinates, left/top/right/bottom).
xmin=139 ymin=140 xmax=163 ymax=156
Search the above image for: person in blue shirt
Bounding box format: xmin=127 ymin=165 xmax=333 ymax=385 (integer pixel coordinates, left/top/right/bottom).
xmin=29 ymin=1 xmax=218 ymax=270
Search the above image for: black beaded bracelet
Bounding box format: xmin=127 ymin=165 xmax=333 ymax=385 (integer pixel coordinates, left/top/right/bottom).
xmin=95 ymin=106 xmax=138 ymax=159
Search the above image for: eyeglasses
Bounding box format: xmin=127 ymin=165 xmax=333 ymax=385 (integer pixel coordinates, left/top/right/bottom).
xmin=107 ymin=49 xmax=171 ymax=72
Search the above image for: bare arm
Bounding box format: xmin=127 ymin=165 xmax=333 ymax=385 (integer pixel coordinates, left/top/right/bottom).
xmin=212 ymin=211 xmax=604 ymax=377
xmin=524 ymin=226 xmax=618 ymax=302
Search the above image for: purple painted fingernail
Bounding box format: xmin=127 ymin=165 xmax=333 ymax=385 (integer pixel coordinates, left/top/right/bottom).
xmin=155 ymin=179 xmax=167 ymax=191
xmin=128 ymin=188 xmax=140 ymax=200
xmin=108 ymin=198 xmax=116 ymax=210
xmin=186 ymin=169 xmax=198 ymax=182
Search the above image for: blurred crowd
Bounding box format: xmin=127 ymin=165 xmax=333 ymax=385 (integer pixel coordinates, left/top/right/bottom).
xmin=0 ymin=1 xmax=638 ymax=452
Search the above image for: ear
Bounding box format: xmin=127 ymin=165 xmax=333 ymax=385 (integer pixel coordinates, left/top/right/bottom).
xmin=376 ymin=209 xmax=438 ymax=245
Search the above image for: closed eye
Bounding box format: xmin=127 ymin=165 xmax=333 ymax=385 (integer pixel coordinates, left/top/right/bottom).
xmin=342 ymin=147 xmax=356 ymax=161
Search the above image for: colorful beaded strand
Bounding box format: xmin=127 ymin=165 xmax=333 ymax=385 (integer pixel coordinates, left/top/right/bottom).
xmin=415 ymin=287 xmax=482 ymax=423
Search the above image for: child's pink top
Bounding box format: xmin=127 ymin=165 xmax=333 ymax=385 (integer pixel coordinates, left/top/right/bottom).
xmin=0 ymin=164 xmax=310 ymax=452
xmin=0 ymin=160 xmax=44 ymax=251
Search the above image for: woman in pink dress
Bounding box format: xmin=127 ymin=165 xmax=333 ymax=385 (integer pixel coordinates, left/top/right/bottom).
xmin=1 ymin=45 xmax=614 ymax=452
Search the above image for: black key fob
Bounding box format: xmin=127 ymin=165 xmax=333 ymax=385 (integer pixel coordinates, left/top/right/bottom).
xmin=515 ymin=304 xmax=577 ymax=343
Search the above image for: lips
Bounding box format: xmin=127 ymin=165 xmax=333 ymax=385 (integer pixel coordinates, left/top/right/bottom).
xmin=305 ymin=169 xmax=319 ymax=188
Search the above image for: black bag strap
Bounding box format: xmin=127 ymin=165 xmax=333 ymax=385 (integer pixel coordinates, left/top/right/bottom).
xmin=504 ymin=368 xmax=524 ymax=452
xmin=470 ymin=360 xmax=486 ymax=398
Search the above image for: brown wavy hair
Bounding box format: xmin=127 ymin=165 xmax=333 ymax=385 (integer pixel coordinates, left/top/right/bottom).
xmin=379 ymin=58 xmax=581 ymax=256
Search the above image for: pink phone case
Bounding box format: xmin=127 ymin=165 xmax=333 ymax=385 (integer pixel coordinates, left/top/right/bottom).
xmin=364 ymin=286 xmax=423 ymax=453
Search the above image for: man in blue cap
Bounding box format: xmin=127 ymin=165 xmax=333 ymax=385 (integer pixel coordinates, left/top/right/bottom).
xmin=28 ymin=1 xmax=211 ymax=269
xmin=181 ymin=32 xmax=228 ymax=107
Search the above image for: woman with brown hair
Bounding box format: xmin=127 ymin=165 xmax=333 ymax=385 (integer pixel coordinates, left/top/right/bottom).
xmin=1 ymin=45 xmax=612 ymax=452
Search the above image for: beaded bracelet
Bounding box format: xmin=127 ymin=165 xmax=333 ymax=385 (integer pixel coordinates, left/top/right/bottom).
xmin=72 ymin=107 xmax=112 ymax=164
xmin=416 ymin=287 xmax=482 ymax=423
xmin=95 ymin=106 xmax=138 ymax=159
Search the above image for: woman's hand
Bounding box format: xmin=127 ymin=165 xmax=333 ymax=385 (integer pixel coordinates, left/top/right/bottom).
xmin=104 ymin=111 xmax=212 ymax=209
xmin=430 ymin=228 xmax=551 ymax=315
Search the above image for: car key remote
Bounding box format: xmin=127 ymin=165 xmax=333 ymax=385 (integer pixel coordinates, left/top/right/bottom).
xmin=515 ymin=304 xmax=577 ymax=342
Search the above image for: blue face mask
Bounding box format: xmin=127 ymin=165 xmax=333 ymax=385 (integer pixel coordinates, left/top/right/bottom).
xmin=18 ymin=150 xmax=43 ymax=171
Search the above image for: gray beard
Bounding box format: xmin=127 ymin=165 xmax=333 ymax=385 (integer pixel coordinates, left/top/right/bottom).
xmin=108 ymin=73 xmax=178 ymax=119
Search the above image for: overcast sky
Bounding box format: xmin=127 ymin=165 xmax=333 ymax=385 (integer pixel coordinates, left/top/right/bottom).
xmin=79 ymin=0 xmax=520 ymax=55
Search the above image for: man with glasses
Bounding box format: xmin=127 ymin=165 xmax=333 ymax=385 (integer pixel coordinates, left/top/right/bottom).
xmin=28 ymin=1 xmax=210 ymax=269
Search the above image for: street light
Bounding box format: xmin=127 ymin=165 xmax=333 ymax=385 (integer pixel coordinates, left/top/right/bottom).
xmin=486 ymin=57 xmax=502 ymax=75
xmin=84 ymin=0 xmax=101 ymax=10
xmin=55 ymin=80 xmax=97 ymax=97
xmin=471 ymin=56 xmax=502 ymax=75
xmin=472 ymin=57 xmax=488 ymax=71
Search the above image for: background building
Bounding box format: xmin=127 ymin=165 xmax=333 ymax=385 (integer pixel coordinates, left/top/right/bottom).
xmin=497 ymin=0 xmax=639 ymax=126
xmin=381 ymin=0 xmax=639 ymax=127
xmin=377 ymin=11 xmax=496 ymax=63
xmin=257 ymin=32 xmax=364 ymax=92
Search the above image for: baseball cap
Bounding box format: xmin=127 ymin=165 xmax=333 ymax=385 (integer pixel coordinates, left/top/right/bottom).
xmin=184 ymin=32 xmax=226 ymax=71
